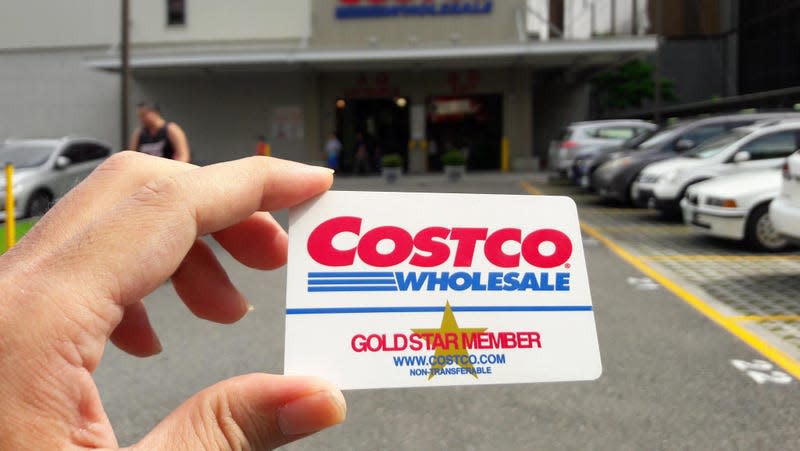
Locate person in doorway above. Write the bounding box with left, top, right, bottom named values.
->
left=255, top=135, right=271, bottom=157
left=353, top=132, right=370, bottom=175
left=323, top=133, right=342, bottom=170
left=130, top=101, right=191, bottom=163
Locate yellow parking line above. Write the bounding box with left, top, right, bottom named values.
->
left=733, top=315, right=800, bottom=322
left=519, top=181, right=800, bottom=380
left=520, top=181, right=542, bottom=195
left=593, top=225, right=692, bottom=233
left=642, top=255, right=800, bottom=261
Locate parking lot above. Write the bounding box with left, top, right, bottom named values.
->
left=89, top=171, right=800, bottom=449
left=531, top=175, right=800, bottom=368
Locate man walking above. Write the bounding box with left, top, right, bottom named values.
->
left=323, top=132, right=342, bottom=170
left=130, top=101, right=191, bottom=162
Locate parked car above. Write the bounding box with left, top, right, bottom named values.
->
left=0, top=137, right=112, bottom=220
left=592, top=112, right=800, bottom=204
left=548, top=120, right=655, bottom=176
left=570, top=128, right=659, bottom=189
left=680, top=170, right=790, bottom=251
left=769, top=150, right=800, bottom=245
left=632, top=119, right=800, bottom=215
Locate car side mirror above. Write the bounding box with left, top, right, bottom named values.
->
left=733, top=151, right=751, bottom=163
left=55, top=156, right=71, bottom=169
left=675, top=139, right=695, bottom=152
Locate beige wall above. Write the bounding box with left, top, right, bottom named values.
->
left=0, top=0, right=310, bottom=51
left=310, top=0, right=526, bottom=48
left=131, top=0, right=310, bottom=45
left=0, top=0, right=118, bottom=50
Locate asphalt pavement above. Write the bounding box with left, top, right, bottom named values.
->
left=93, top=172, right=799, bottom=450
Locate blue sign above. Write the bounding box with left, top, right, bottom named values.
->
left=336, top=0, right=493, bottom=20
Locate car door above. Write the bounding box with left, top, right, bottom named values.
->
left=50, top=143, right=96, bottom=198
left=725, top=130, right=799, bottom=175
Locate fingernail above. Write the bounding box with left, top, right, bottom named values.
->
left=277, top=389, right=347, bottom=436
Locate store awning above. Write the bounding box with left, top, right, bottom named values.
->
left=86, top=37, right=657, bottom=73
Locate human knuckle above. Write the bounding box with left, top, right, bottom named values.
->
left=97, top=150, right=141, bottom=174
left=192, top=392, right=253, bottom=451
left=132, top=175, right=184, bottom=210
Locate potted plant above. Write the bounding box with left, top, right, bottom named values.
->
left=380, top=153, right=403, bottom=183
left=441, top=150, right=466, bottom=182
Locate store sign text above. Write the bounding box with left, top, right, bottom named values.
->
left=336, top=0, right=493, bottom=20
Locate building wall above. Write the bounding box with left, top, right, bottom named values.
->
left=310, top=0, right=526, bottom=48
left=0, top=49, right=119, bottom=146
left=132, top=73, right=311, bottom=165
left=131, top=0, right=310, bottom=45
left=0, top=0, right=118, bottom=50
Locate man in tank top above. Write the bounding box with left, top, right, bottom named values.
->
left=130, top=101, right=191, bottom=163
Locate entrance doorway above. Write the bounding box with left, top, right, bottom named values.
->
left=335, top=97, right=410, bottom=174
left=426, top=94, right=503, bottom=171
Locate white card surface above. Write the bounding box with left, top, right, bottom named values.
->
left=284, top=191, right=601, bottom=390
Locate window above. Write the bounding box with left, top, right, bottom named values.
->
left=167, top=0, right=185, bottom=26
left=678, top=124, right=727, bottom=149
left=738, top=131, right=799, bottom=160
left=60, top=144, right=110, bottom=164
left=593, top=127, right=636, bottom=140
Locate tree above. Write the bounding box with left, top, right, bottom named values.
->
left=592, top=59, right=677, bottom=111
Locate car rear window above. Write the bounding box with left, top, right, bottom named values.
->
left=0, top=143, right=54, bottom=168
left=588, top=127, right=637, bottom=140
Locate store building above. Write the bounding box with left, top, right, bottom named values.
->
left=2, top=0, right=656, bottom=171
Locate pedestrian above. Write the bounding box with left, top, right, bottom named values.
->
left=130, top=101, right=191, bottom=162
left=0, top=152, right=345, bottom=449
left=323, top=132, right=342, bottom=170
left=353, top=132, right=369, bottom=175
left=255, top=134, right=271, bottom=157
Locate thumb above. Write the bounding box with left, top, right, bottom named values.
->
left=134, top=374, right=346, bottom=450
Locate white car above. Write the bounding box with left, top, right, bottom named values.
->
left=0, top=137, right=112, bottom=220
left=680, top=170, right=790, bottom=251
left=633, top=120, right=800, bottom=215
left=769, top=150, right=800, bottom=244
left=548, top=120, right=655, bottom=175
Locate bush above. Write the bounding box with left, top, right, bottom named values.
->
left=381, top=153, right=403, bottom=168
left=441, top=150, right=465, bottom=166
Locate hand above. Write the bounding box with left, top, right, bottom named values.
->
left=0, top=152, right=346, bottom=450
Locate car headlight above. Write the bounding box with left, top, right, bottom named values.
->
left=660, top=170, right=679, bottom=183
left=706, top=197, right=737, bottom=208
left=610, top=157, right=632, bottom=169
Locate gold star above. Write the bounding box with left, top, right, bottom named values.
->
left=412, top=301, right=487, bottom=380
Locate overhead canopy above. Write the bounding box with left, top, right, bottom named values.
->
left=86, top=37, right=657, bottom=74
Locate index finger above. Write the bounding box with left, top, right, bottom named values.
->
left=37, top=157, right=332, bottom=365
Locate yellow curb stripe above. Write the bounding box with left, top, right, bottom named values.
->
left=733, top=315, right=800, bottom=322
left=520, top=181, right=542, bottom=195
left=519, top=181, right=800, bottom=381
left=642, top=255, right=800, bottom=261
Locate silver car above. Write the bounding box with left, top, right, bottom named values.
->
left=548, top=119, right=656, bottom=175
left=0, top=137, right=112, bottom=220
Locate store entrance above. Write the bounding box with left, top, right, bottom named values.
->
left=336, top=97, right=410, bottom=174
left=426, top=94, right=503, bottom=171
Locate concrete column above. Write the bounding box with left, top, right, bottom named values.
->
left=304, top=72, right=323, bottom=165
left=503, top=67, right=534, bottom=170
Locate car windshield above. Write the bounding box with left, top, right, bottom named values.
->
left=636, top=122, right=683, bottom=148
left=624, top=128, right=658, bottom=149
left=684, top=130, right=749, bottom=159
left=0, top=143, right=54, bottom=168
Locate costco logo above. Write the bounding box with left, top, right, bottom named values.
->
left=304, top=216, right=574, bottom=293
left=336, top=0, right=494, bottom=19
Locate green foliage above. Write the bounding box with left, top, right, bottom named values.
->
left=441, top=150, right=466, bottom=166
left=592, top=59, right=678, bottom=110
left=0, top=218, right=36, bottom=254
left=380, top=153, right=403, bottom=168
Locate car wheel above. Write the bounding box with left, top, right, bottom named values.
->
left=745, top=204, right=789, bottom=252
left=26, top=190, right=53, bottom=218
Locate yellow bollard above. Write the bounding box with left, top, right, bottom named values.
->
left=501, top=137, right=510, bottom=172
left=5, top=163, right=15, bottom=249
